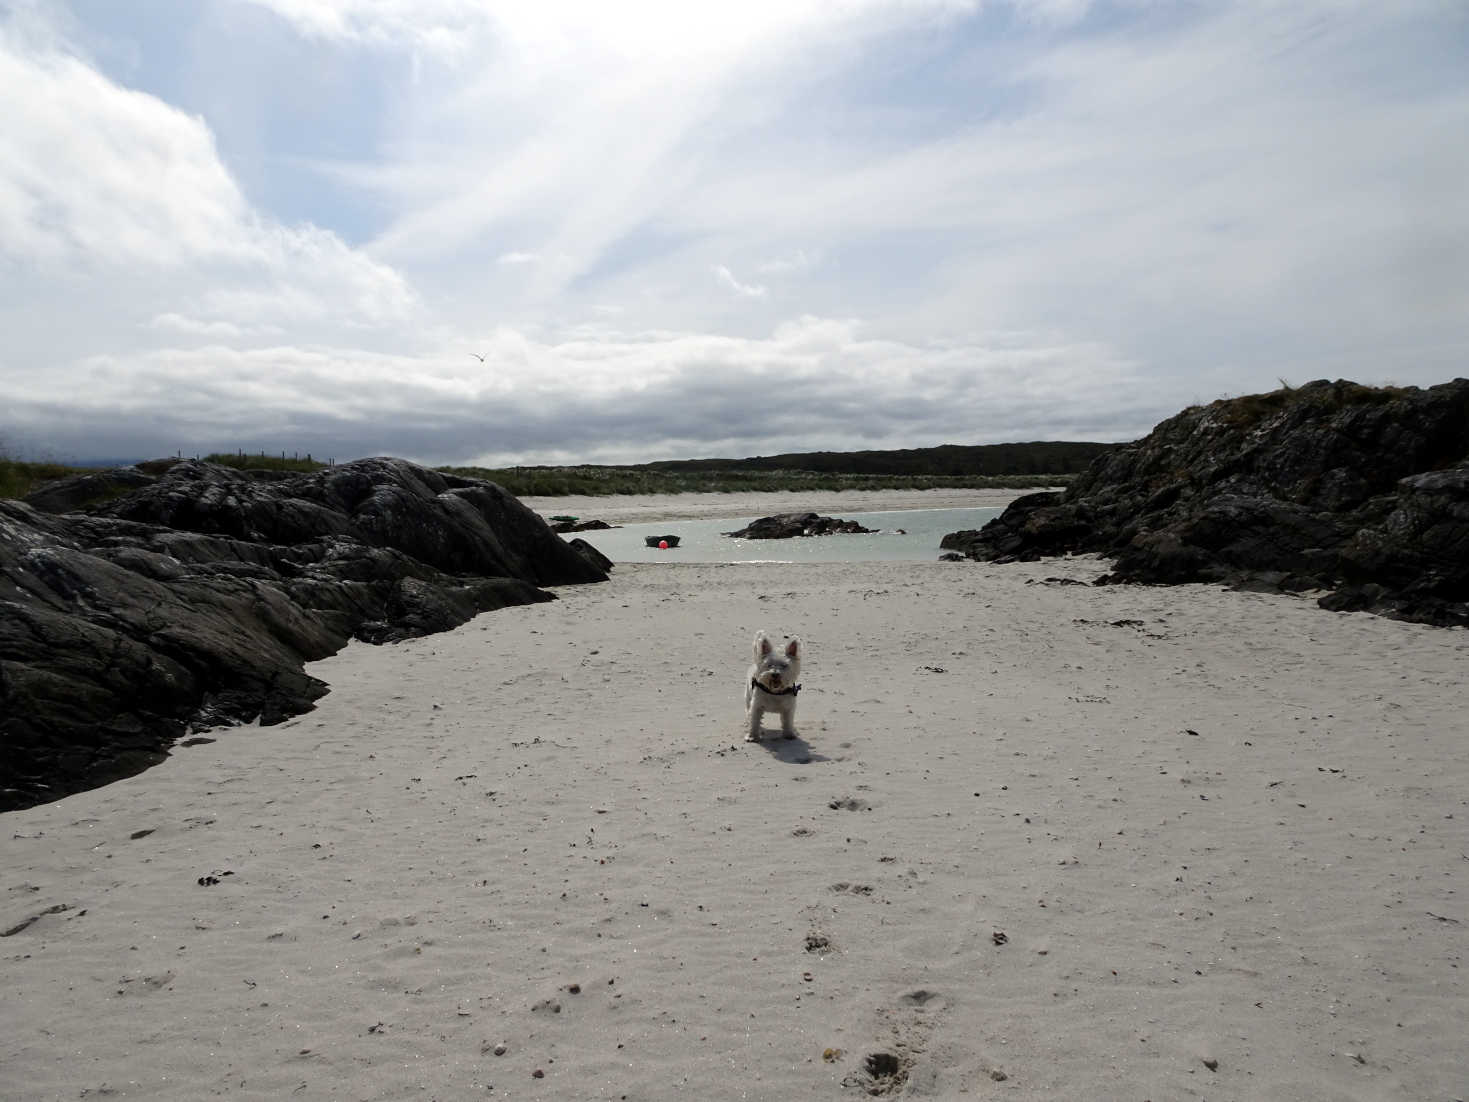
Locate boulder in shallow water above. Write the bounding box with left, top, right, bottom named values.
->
left=726, top=512, right=875, bottom=539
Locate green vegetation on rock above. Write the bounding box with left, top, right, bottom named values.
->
left=203, top=451, right=331, bottom=472
left=0, top=457, right=83, bottom=500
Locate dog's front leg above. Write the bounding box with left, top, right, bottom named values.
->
left=746, top=699, right=764, bottom=742
left=779, top=700, right=797, bottom=740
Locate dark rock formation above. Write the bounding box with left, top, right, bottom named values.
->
left=726, top=512, right=875, bottom=539
left=1, top=457, right=607, bottom=812
left=943, top=379, right=1469, bottom=626
left=18, top=466, right=159, bottom=513
left=567, top=537, right=614, bottom=573
left=550, top=518, right=615, bottom=533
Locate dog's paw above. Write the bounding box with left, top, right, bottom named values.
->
left=745, top=732, right=762, bottom=743
left=782, top=730, right=798, bottom=740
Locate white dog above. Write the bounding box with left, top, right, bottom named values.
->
left=745, top=631, right=802, bottom=741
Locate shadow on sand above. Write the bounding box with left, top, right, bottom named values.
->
left=750, top=733, right=828, bottom=764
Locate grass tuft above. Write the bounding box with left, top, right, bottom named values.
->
left=204, top=452, right=330, bottom=473
left=0, top=458, right=85, bottom=500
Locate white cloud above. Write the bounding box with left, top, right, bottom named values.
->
left=244, top=1, right=982, bottom=60
left=758, top=249, right=816, bottom=274
left=5, top=316, right=1152, bottom=465
left=0, top=13, right=418, bottom=364
left=317, top=0, right=986, bottom=295
left=146, top=313, right=277, bottom=340
left=2, top=0, right=1466, bottom=468
left=0, top=38, right=246, bottom=268
left=234, top=0, right=488, bottom=53
left=713, top=265, right=768, bottom=300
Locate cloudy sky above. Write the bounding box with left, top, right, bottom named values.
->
left=2, top=1, right=1465, bottom=467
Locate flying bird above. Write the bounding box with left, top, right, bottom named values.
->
left=469, top=352, right=487, bottom=362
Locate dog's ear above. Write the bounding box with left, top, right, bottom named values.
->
left=785, top=638, right=800, bottom=659
left=755, top=631, right=772, bottom=657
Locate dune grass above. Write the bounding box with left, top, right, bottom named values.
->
left=0, top=458, right=85, bottom=501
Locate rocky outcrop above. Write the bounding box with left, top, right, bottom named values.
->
left=726, top=512, right=875, bottom=539
left=566, top=537, right=614, bottom=573
left=550, top=518, right=615, bottom=533
left=1, top=457, right=607, bottom=812
left=943, top=379, right=1469, bottom=626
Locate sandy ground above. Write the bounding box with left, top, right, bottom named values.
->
left=3, top=553, right=1468, bottom=1101
left=518, top=488, right=1042, bottom=525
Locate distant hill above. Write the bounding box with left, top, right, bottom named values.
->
left=436, top=440, right=1122, bottom=496
left=641, top=441, right=1118, bottom=477
left=5, top=441, right=1121, bottom=503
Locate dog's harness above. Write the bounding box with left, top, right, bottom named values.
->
left=751, top=679, right=800, bottom=697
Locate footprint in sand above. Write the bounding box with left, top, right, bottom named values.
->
left=840, top=989, right=948, bottom=1097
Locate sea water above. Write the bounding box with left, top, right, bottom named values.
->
left=568, top=506, right=1003, bottom=564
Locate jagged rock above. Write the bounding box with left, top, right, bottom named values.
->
left=726, top=512, right=875, bottom=539
left=566, top=537, right=614, bottom=573
left=1323, top=465, right=1469, bottom=623
left=1, top=457, right=606, bottom=811
left=550, top=518, right=614, bottom=532
left=943, top=379, right=1469, bottom=626
left=19, top=466, right=159, bottom=513
left=940, top=492, right=1080, bottom=562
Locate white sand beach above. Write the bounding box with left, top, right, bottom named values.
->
left=4, top=534, right=1468, bottom=1099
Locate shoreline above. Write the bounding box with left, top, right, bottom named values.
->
left=517, top=486, right=1043, bottom=525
